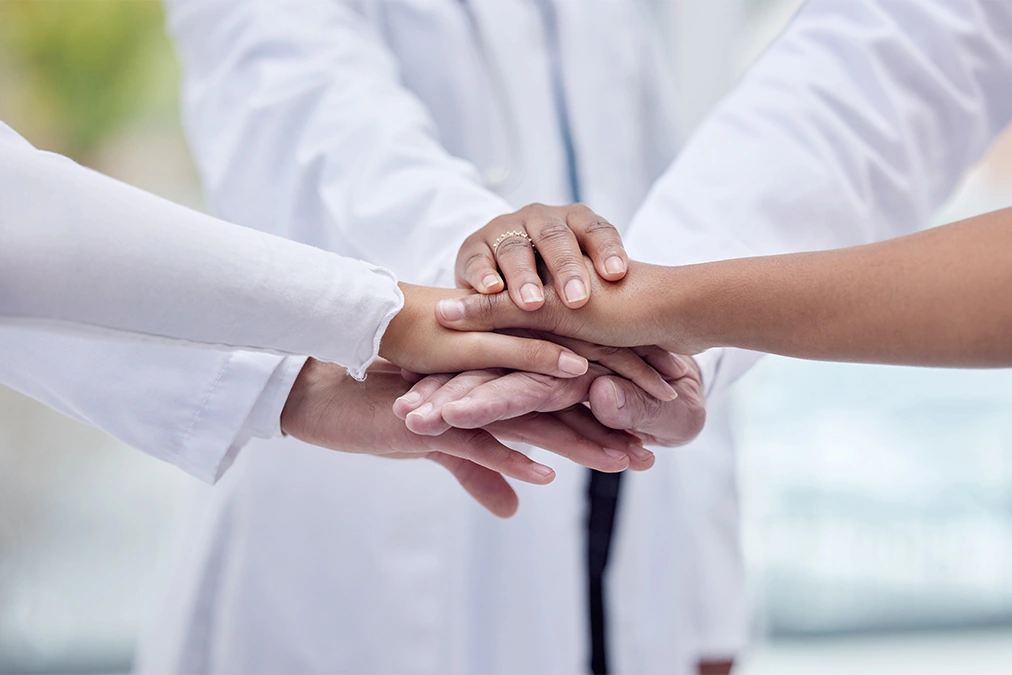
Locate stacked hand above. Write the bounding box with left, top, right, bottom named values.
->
left=287, top=204, right=708, bottom=517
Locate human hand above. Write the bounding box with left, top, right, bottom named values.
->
left=394, top=353, right=705, bottom=452
left=379, top=282, right=591, bottom=378
left=436, top=259, right=696, bottom=354
left=455, top=203, right=629, bottom=310
left=280, top=358, right=660, bottom=517
left=394, top=366, right=655, bottom=472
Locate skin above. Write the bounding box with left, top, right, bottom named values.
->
left=280, top=359, right=649, bottom=517
left=394, top=353, right=706, bottom=449
left=383, top=282, right=677, bottom=397
left=379, top=282, right=590, bottom=378
left=456, top=203, right=630, bottom=309
left=435, top=208, right=1012, bottom=368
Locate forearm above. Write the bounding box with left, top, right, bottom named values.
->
left=668, top=210, right=1012, bottom=367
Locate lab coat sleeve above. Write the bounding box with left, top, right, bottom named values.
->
left=165, top=0, right=513, bottom=285
left=626, top=0, right=1012, bottom=399
left=0, top=323, right=302, bottom=484
left=0, top=122, right=403, bottom=375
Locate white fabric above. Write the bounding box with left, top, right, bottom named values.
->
left=627, top=0, right=1012, bottom=399
left=0, top=121, right=404, bottom=482
left=0, top=122, right=403, bottom=374
left=142, top=1, right=741, bottom=673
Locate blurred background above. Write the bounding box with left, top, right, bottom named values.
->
left=1, top=1, right=1010, bottom=673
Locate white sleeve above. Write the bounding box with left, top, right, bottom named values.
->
left=626, top=0, right=1012, bottom=398
left=0, top=122, right=402, bottom=378
left=166, top=0, right=512, bottom=285
left=0, top=324, right=302, bottom=484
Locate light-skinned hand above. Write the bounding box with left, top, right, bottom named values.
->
left=379, top=282, right=591, bottom=378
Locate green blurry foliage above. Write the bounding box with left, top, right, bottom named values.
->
left=0, top=0, right=179, bottom=159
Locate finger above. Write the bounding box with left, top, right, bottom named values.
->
left=567, top=204, right=628, bottom=281
left=551, top=406, right=654, bottom=471
left=488, top=411, right=630, bottom=473
left=433, top=427, right=556, bottom=485
left=400, top=369, right=426, bottom=384
left=548, top=336, right=677, bottom=401
left=590, top=374, right=706, bottom=448
left=426, top=453, right=518, bottom=518
left=492, top=227, right=545, bottom=310
left=456, top=237, right=505, bottom=294
left=450, top=331, right=589, bottom=378
left=404, top=370, right=502, bottom=436
left=525, top=207, right=592, bottom=308
left=440, top=371, right=589, bottom=429
left=586, top=378, right=661, bottom=468
left=588, top=375, right=664, bottom=432
left=392, top=373, right=452, bottom=419
left=633, top=347, right=690, bottom=381
left=436, top=290, right=556, bottom=333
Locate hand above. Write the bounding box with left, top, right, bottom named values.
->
left=280, top=359, right=656, bottom=517
left=379, top=282, right=591, bottom=378
left=394, top=354, right=705, bottom=451
left=436, top=259, right=696, bottom=354
left=393, top=366, right=656, bottom=472
left=456, top=203, right=629, bottom=310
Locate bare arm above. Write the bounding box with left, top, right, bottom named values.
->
left=436, top=208, right=1012, bottom=368
left=666, top=209, right=1012, bottom=367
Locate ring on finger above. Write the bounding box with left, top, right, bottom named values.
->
left=492, top=230, right=536, bottom=256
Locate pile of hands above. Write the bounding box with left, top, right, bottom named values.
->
left=281, top=204, right=706, bottom=517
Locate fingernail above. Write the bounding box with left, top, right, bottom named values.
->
left=482, top=274, right=502, bottom=292
left=670, top=353, right=687, bottom=370
left=520, top=283, right=544, bottom=305
left=532, top=464, right=555, bottom=479
left=407, top=402, right=434, bottom=419
left=437, top=298, right=465, bottom=322
left=661, top=381, right=679, bottom=401
left=604, top=256, right=626, bottom=275
left=604, top=448, right=628, bottom=461
left=396, top=392, right=422, bottom=406
left=629, top=445, right=655, bottom=462
left=609, top=380, right=626, bottom=409
left=558, top=351, right=589, bottom=375
left=564, top=278, right=588, bottom=304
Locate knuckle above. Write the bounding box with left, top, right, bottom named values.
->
left=476, top=293, right=499, bottom=325
left=487, top=214, right=511, bottom=232
left=534, top=219, right=574, bottom=245
left=522, top=339, right=553, bottom=367
left=495, top=235, right=535, bottom=261
left=583, top=219, right=620, bottom=240
left=596, top=345, right=623, bottom=359
left=462, top=251, right=492, bottom=276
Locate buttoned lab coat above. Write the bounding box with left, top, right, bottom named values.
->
left=143, top=1, right=744, bottom=674
left=146, top=0, right=1012, bottom=673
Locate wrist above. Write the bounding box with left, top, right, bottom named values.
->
left=280, top=358, right=348, bottom=440
left=377, top=282, right=412, bottom=364
left=621, top=262, right=698, bottom=351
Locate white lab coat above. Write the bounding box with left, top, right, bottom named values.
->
left=142, top=1, right=745, bottom=673
left=0, top=121, right=401, bottom=480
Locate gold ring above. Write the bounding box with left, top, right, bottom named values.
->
left=492, top=230, right=535, bottom=255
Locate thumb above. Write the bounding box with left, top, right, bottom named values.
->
left=436, top=290, right=547, bottom=332
left=587, top=375, right=664, bottom=432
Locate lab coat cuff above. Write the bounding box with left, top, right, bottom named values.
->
left=171, top=351, right=287, bottom=484
left=244, top=355, right=307, bottom=440
left=346, top=265, right=404, bottom=381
